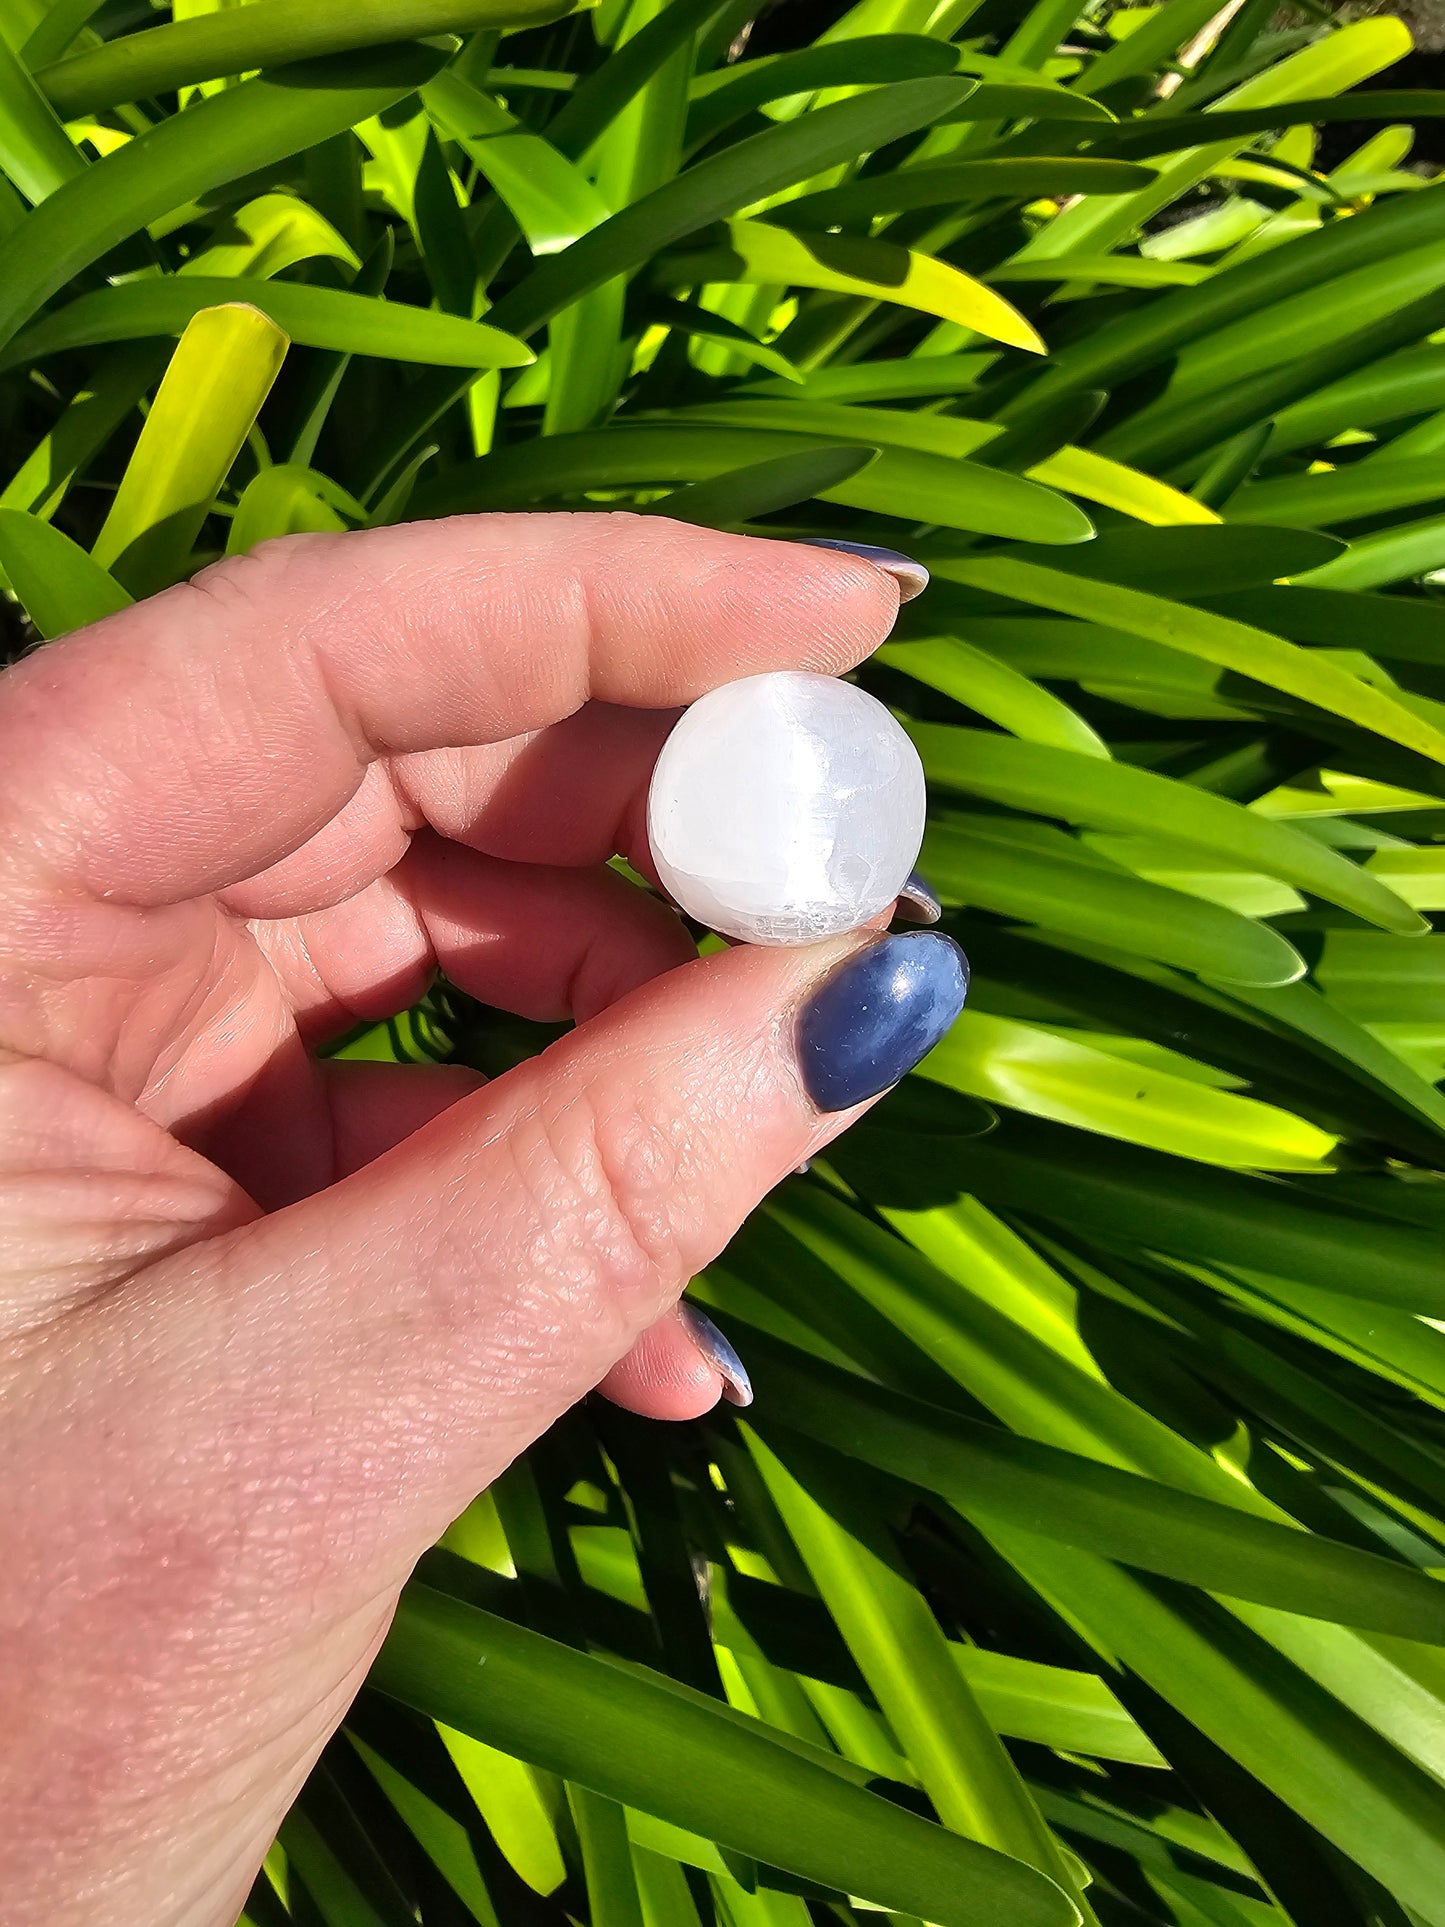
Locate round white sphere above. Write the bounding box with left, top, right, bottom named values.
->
left=647, top=670, right=927, bottom=946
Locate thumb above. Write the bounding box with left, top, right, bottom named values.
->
left=141, top=929, right=967, bottom=1577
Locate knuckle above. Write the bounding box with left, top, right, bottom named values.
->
left=184, top=532, right=351, bottom=619
left=520, top=1085, right=694, bottom=1312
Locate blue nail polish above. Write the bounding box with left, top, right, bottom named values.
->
left=679, top=1304, right=753, bottom=1407
left=798, top=932, right=968, bottom=1112
left=895, top=869, right=942, bottom=925
left=801, top=538, right=930, bottom=603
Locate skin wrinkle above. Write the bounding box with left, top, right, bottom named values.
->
left=222, top=761, right=412, bottom=921
left=137, top=918, right=273, bottom=1102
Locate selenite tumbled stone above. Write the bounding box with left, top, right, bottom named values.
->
left=646, top=670, right=927, bottom=946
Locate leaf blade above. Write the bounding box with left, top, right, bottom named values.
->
left=372, top=1587, right=1081, bottom=1927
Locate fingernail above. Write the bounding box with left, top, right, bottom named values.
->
left=797, top=932, right=968, bottom=1112
left=801, top=538, right=930, bottom=603
left=679, top=1304, right=753, bottom=1407
left=895, top=869, right=942, bottom=925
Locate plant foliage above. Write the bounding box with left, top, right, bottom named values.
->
left=4, top=0, right=1445, bottom=1920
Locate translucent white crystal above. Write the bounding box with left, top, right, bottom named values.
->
left=647, top=671, right=927, bottom=946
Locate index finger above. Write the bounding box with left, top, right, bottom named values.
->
left=0, top=513, right=902, bottom=909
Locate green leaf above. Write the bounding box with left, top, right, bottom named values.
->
left=1314, top=931, right=1445, bottom=1024
left=994, top=1536, right=1445, bottom=1927
left=289, top=227, right=395, bottom=469
left=18, top=0, right=107, bottom=70
left=0, top=24, right=84, bottom=203
left=999, top=178, right=1445, bottom=431
left=997, top=522, right=1343, bottom=594
left=1072, top=0, right=1238, bottom=98
left=35, top=0, right=569, bottom=121
left=919, top=1009, right=1339, bottom=1169
left=0, top=274, right=533, bottom=372
left=953, top=1649, right=1165, bottom=1766
left=778, top=156, right=1156, bottom=227
left=989, top=255, right=1213, bottom=288
left=544, top=0, right=728, bottom=162
left=178, top=190, right=361, bottom=279
left=1160, top=236, right=1445, bottom=409
left=933, top=551, right=1445, bottom=775
left=0, top=505, right=131, bottom=637
left=955, top=1111, right=1445, bottom=1316
left=686, top=35, right=963, bottom=147
left=93, top=301, right=288, bottom=595
left=883, top=637, right=1109, bottom=757
left=745, top=1428, right=1088, bottom=1904
left=1228, top=458, right=1445, bottom=530
left=1083, top=92, right=1445, bottom=160
left=371, top=1587, right=1081, bottom=1927
left=655, top=394, right=998, bottom=460
left=1025, top=446, right=1221, bottom=527
left=645, top=444, right=878, bottom=525
left=645, top=298, right=804, bottom=383
left=0, top=340, right=163, bottom=520
left=0, top=43, right=448, bottom=354
left=415, top=423, right=1093, bottom=542
left=486, top=77, right=976, bottom=338
left=281, top=1762, right=419, bottom=1927
left=949, top=79, right=1119, bottom=123
left=740, top=1327, right=1445, bottom=1644
left=228, top=463, right=364, bottom=551
left=1290, top=511, right=1445, bottom=593
left=1202, top=581, right=1445, bottom=664
left=924, top=813, right=1308, bottom=986
left=655, top=398, right=1092, bottom=533
left=1267, top=345, right=1445, bottom=457
left=1099, top=283, right=1445, bottom=473
left=1013, top=18, right=1412, bottom=267
left=570, top=1785, right=645, bottom=1927
left=424, top=69, right=609, bottom=255
left=349, top=1733, right=504, bottom=1927
left=910, top=721, right=1424, bottom=933
left=736, top=353, right=993, bottom=402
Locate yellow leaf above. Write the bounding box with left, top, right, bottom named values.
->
left=93, top=301, right=287, bottom=595
left=1029, top=445, right=1221, bottom=526
left=721, top=218, right=1045, bottom=353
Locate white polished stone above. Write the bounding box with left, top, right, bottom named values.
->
left=647, top=671, right=926, bottom=945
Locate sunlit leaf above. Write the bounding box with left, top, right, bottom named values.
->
left=0, top=44, right=448, bottom=353
left=661, top=218, right=1045, bottom=352
left=93, top=301, right=288, bottom=594
left=373, top=1587, right=1081, bottom=1927
left=487, top=77, right=976, bottom=337
left=35, top=0, right=570, bottom=120
left=0, top=505, right=130, bottom=636
left=0, top=275, right=533, bottom=371
left=933, top=551, right=1445, bottom=775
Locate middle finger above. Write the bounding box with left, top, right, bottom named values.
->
left=222, top=702, right=678, bottom=922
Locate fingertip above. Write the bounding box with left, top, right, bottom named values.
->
left=640, top=516, right=904, bottom=673
left=797, top=537, right=928, bottom=604
left=595, top=1306, right=729, bottom=1420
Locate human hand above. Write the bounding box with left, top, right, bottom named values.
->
left=0, top=514, right=966, bottom=1924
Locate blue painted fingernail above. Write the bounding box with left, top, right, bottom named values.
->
left=801, top=538, right=930, bottom=603
left=679, top=1304, right=753, bottom=1407
left=798, top=932, right=968, bottom=1112
left=895, top=869, right=942, bottom=925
